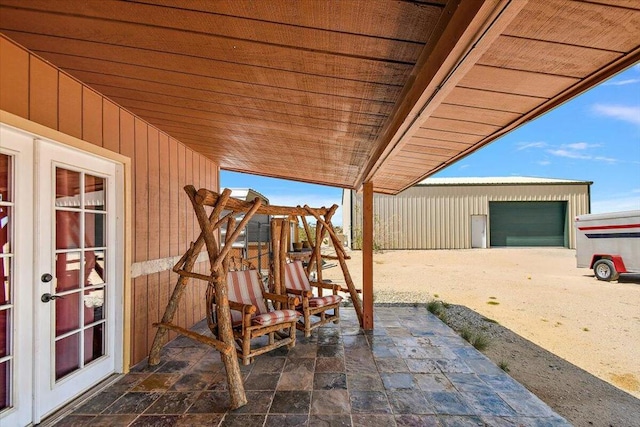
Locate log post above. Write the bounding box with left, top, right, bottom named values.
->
left=304, top=206, right=364, bottom=327
left=188, top=188, right=248, bottom=409
left=362, top=181, right=374, bottom=330
left=305, top=205, right=337, bottom=275
left=315, top=221, right=323, bottom=295
left=270, top=218, right=281, bottom=294
left=148, top=187, right=231, bottom=366
left=278, top=218, right=288, bottom=298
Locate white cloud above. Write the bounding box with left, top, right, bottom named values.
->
left=458, top=164, right=470, bottom=170
left=546, top=142, right=621, bottom=163
left=517, top=141, right=547, bottom=150
left=537, top=160, right=551, bottom=166
left=593, top=156, right=617, bottom=164
left=565, top=142, right=599, bottom=150
left=603, top=78, right=640, bottom=86
left=547, top=149, right=591, bottom=160
left=592, top=104, right=640, bottom=126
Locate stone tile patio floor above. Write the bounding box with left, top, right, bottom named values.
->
left=53, top=307, right=570, bottom=426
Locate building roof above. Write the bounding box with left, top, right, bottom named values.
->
left=417, top=177, right=593, bottom=186
left=229, top=188, right=269, bottom=204
left=1, top=1, right=637, bottom=194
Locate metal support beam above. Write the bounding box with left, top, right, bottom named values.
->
left=362, top=181, right=374, bottom=330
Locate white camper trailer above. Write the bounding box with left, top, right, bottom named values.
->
left=575, top=210, right=640, bottom=281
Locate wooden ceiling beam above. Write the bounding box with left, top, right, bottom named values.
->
left=358, top=0, right=528, bottom=191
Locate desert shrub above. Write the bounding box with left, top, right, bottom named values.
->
left=471, top=332, right=491, bottom=351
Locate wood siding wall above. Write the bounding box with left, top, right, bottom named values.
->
left=351, top=184, right=590, bottom=250
left=0, top=36, right=218, bottom=366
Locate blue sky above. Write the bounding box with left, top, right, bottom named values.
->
left=222, top=63, right=640, bottom=225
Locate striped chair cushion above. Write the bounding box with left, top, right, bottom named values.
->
left=252, top=309, right=300, bottom=326
left=227, top=270, right=269, bottom=324
left=309, top=294, right=342, bottom=308
left=284, top=260, right=311, bottom=292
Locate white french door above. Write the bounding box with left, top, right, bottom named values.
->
left=0, top=124, right=124, bottom=425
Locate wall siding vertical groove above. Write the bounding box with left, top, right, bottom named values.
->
left=0, top=36, right=219, bottom=366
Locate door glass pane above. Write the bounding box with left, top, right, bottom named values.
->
left=55, top=292, right=80, bottom=336
left=0, top=309, right=9, bottom=358
left=1, top=206, right=10, bottom=255
left=56, top=252, right=81, bottom=292
left=85, top=213, right=105, bottom=248
left=52, top=167, right=110, bottom=382
left=0, top=154, right=11, bottom=202
left=84, top=174, right=105, bottom=211
left=55, top=333, right=80, bottom=380
left=56, top=168, right=81, bottom=202
left=84, top=288, right=105, bottom=325
left=0, top=258, right=9, bottom=305
left=84, top=324, right=104, bottom=364
left=0, top=154, right=11, bottom=412
left=85, top=251, right=105, bottom=286
left=0, top=360, right=9, bottom=410
left=56, top=211, right=81, bottom=250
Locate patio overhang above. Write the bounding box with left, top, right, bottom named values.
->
left=1, top=0, right=637, bottom=194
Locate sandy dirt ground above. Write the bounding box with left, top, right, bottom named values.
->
left=323, top=247, right=640, bottom=399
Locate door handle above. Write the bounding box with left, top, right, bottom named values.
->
left=41, top=293, right=64, bottom=303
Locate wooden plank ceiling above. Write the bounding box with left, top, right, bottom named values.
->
left=0, top=0, right=638, bottom=194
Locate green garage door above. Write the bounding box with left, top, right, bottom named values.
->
left=489, top=201, right=567, bottom=247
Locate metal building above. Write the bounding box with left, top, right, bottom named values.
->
left=344, top=177, right=591, bottom=250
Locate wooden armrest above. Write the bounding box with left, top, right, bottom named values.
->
left=264, top=292, right=300, bottom=307
left=310, top=281, right=340, bottom=292
left=339, top=286, right=362, bottom=294
left=285, top=287, right=313, bottom=298
left=228, top=300, right=257, bottom=315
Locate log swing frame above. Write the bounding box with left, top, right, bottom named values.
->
left=148, top=186, right=363, bottom=409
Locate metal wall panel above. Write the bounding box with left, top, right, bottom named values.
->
left=351, top=183, right=590, bottom=249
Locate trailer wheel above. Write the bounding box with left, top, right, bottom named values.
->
left=593, top=259, right=619, bottom=281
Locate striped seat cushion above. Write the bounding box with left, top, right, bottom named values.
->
left=284, top=260, right=312, bottom=292
left=309, top=294, right=342, bottom=308
left=227, top=270, right=269, bottom=324
left=252, top=309, right=300, bottom=326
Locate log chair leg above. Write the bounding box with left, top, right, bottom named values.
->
left=242, top=334, right=251, bottom=366
left=287, top=323, right=296, bottom=349
left=304, top=307, right=311, bottom=338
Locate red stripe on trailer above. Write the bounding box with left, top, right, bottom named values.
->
left=578, top=223, right=640, bottom=231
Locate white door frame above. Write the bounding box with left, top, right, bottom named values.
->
left=471, top=215, right=487, bottom=249
left=0, top=125, right=35, bottom=427
left=34, top=138, right=124, bottom=421
left=0, top=120, right=127, bottom=425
